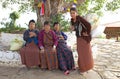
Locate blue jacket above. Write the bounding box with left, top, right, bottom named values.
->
left=23, top=29, right=39, bottom=45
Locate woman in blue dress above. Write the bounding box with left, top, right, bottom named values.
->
left=53, top=22, right=75, bottom=75
left=20, top=20, right=40, bottom=68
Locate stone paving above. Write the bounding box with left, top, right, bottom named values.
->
left=91, top=38, right=120, bottom=79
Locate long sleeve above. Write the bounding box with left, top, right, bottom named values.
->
left=51, top=31, right=58, bottom=46
left=23, top=30, right=30, bottom=42
left=78, top=16, right=92, bottom=43
left=61, top=32, right=67, bottom=40
left=78, top=16, right=91, bottom=35
left=35, top=30, right=39, bottom=37
left=23, top=29, right=39, bottom=45
left=38, top=31, right=44, bottom=48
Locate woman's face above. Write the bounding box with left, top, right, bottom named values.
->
left=54, top=24, right=60, bottom=31
left=29, top=22, right=35, bottom=30
left=44, top=24, right=50, bottom=31
left=70, top=10, right=77, bottom=19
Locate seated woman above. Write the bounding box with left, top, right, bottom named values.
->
left=53, top=22, right=75, bottom=75
left=38, top=21, right=58, bottom=70
left=20, top=19, right=40, bottom=68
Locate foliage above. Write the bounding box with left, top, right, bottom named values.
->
left=78, top=0, right=105, bottom=16
left=10, top=11, right=19, bottom=21
left=77, top=0, right=120, bottom=16
left=9, top=11, right=20, bottom=28
left=105, top=0, right=120, bottom=11
left=35, top=13, right=70, bottom=31
left=0, top=25, right=26, bottom=33
left=0, top=0, right=35, bottom=13
left=50, top=14, right=70, bottom=32
left=0, top=11, right=26, bottom=33
left=36, top=21, right=41, bottom=29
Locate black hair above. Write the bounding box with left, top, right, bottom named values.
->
left=70, top=7, right=77, bottom=12
left=29, top=19, right=35, bottom=25
left=53, top=22, right=59, bottom=27
left=44, top=21, right=50, bottom=26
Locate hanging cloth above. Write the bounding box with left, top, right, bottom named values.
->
left=40, top=2, right=45, bottom=16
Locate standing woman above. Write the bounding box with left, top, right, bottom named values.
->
left=53, top=22, right=75, bottom=75
left=70, top=7, right=94, bottom=74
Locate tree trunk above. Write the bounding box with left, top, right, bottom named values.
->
left=34, top=0, right=62, bottom=29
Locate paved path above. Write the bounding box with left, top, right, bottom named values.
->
left=0, top=66, right=101, bottom=79
left=92, top=38, right=120, bottom=79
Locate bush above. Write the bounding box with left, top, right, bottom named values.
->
left=0, top=26, right=26, bottom=34
left=0, top=11, right=26, bottom=34
left=50, top=13, right=70, bottom=32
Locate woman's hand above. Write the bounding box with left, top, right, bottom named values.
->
left=82, top=32, right=88, bottom=36
left=52, top=46, right=56, bottom=52
left=70, top=26, right=75, bottom=31
left=29, top=32, right=36, bottom=37
left=59, top=35, right=64, bottom=39
left=40, top=48, right=45, bottom=53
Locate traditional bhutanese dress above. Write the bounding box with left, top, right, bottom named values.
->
left=38, top=30, right=58, bottom=70
left=20, top=29, right=40, bottom=67
left=71, top=15, right=94, bottom=72
left=54, top=31, right=75, bottom=72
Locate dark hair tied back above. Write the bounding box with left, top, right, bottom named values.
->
left=70, top=7, right=77, bottom=12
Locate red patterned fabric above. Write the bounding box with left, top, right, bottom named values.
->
left=77, top=38, right=94, bottom=72
left=39, top=32, right=58, bottom=70
left=20, top=42, right=40, bottom=67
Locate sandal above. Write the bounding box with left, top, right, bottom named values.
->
left=64, top=70, right=70, bottom=75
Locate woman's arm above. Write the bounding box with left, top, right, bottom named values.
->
left=52, top=31, right=58, bottom=47
left=61, top=32, right=67, bottom=40
left=38, top=31, right=44, bottom=49
left=23, top=30, right=30, bottom=42
left=35, top=29, right=39, bottom=37
left=78, top=16, right=91, bottom=35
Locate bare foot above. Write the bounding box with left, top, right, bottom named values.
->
left=72, top=67, right=76, bottom=70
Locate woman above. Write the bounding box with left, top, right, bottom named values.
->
left=70, top=7, right=94, bottom=74
left=38, top=21, right=58, bottom=70
left=53, top=22, right=75, bottom=75
left=20, top=19, right=40, bottom=68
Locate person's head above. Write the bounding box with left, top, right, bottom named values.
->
left=44, top=21, right=50, bottom=31
left=70, top=7, right=77, bottom=19
left=29, top=19, right=36, bottom=30
left=53, top=22, right=60, bottom=31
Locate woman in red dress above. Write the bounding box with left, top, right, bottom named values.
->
left=38, top=21, right=58, bottom=70
left=70, top=7, right=94, bottom=74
